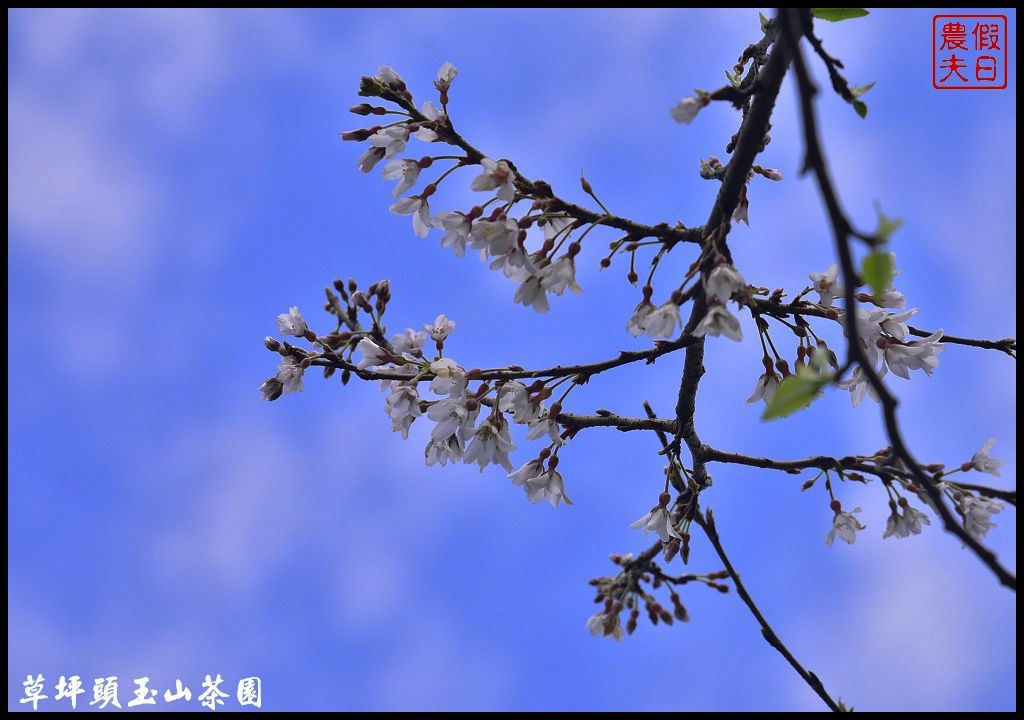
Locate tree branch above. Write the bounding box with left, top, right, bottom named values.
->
left=781, top=7, right=1015, bottom=591
left=693, top=508, right=843, bottom=712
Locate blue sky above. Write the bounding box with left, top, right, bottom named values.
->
left=8, top=8, right=1016, bottom=712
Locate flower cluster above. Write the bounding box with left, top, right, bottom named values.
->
left=344, top=63, right=592, bottom=316
left=258, top=278, right=576, bottom=507
left=260, top=45, right=1014, bottom=660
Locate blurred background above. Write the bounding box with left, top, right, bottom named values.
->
left=8, top=8, right=1016, bottom=711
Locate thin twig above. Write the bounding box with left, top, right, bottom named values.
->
left=693, top=508, right=842, bottom=712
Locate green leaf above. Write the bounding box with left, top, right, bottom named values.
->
left=812, top=8, right=869, bottom=22
left=874, top=206, right=903, bottom=243
left=861, top=250, right=894, bottom=299
left=759, top=12, right=770, bottom=32
left=853, top=99, right=868, bottom=118
left=762, top=371, right=828, bottom=420
left=850, top=81, right=875, bottom=97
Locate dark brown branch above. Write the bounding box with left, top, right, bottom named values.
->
left=557, top=410, right=674, bottom=433
left=948, top=481, right=1017, bottom=506
left=693, top=508, right=842, bottom=712
left=385, top=92, right=703, bottom=247
left=782, top=7, right=1015, bottom=591
left=309, top=332, right=696, bottom=382
left=704, top=446, right=886, bottom=478
left=749, top=298, right=1017, bottom=357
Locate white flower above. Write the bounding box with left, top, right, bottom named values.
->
left=384, top=382, right=420, bottom=439
left=436, top=61, right=457, bottom=88
left=259, top=377, right=284, bottom=401
left=884, top=330, right=944, bottom=379
left=526, top=411, right=562, bottom=444
left=626, top=300, right=654, bottom=337
left=357, top=146, right=386, bottom=173
left=746, top=370, right=780, bottom=406
left=468, top=218, right=519, bottom=258
left=694, top=304, right=742, bottom=341
left=883, top=500, right=930, bottom=539
left=669, top=95, right=709, bottom=125
left=427, top=395, right=479, bottom=443
left=510, top=460, right=573, bottom=508
left=838, top=366, right=880, bottom=406
left=489, top=246, right=537, bottom=280
left=704, top=264, right=745, bottom=304
left=630, top=506, right=682, bottom=543
left=414, top=101, right=443, bottom=142
left=428, top=358, right=467, bottom=396
left=424, top=314, right=456, bottom=343
left=957, top=494, right=1004, bottom=541
left=809, top=264, right=843, bottom=306
left=433, top=211, right=472, bottom=257
left=969, top=438, right=1003, bottom=476
left=513, top=274, right=550, bottom=314
left=276, top=356, right=306, bottom=395
left=541, top=213, right=573, bottom=241
left=497, top=381, right=528, bottom=413
left=276, top=306, right=308, bottom=337
left=877, top=308, right=917, bottom=341
left=389, top=196, right=432, bottom=237
left=463, top=414, right=515, bottom=472
left=375, top=65, right=404, bottom=86
left=825, top=506, right=865, bottom=546
left=470, top=158, right=517, bottom=202
left=900, top=504, right=931, bottom=535
left=356, top=338, right=390, bottom=369
left=872, top=289, right=906, bottom=309
left=425, top=434, right=464, bottom=466
left=540, top=256, right=582, bottom=296
left=642, top=302, right=681, bottom=338
left=391, top=328, right=426, bottom=356
left=381, top=158, right=421, bottom=197
left=732, top=189, right=749, bottom=225
left=586, top=611, right=623, bottom=641
left=368, top=125, right=410, bottom=158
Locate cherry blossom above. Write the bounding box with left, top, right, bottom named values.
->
left=276, top=306, right=308, bottom=337
left=470, top=158, right=517, bottom=202
left=809, top=264, right=843, bottom=306
left=275, top=357, right=306, bottom=395
left=541, top=257, right=582, bottom=296
left=669, top=94, right=709, bottom=125
left=356, top=338, right=390, bottom=369
left=642, top=302, right=681, bottom=338
left=425, top=434, right=464, bottom=467
left=631, top=506, right=683, bottom=543
left=510, top=460, right=573, bottom=507
left=424, top=314, right=456, bottom=343
left=381, top=158, right=422, bottom=197
left=368, top=125, right=410, bottom=158
left=704, top=264, right=745, bottom=303
left=434, top=211, right=472, bottom=257
left=825, top=505, right=865, bottom=546
left=969, top=438, right=1003, bottom=476
left=427, top=395, right=479, bottom=444
left=389, top=196, right=432, bottom=238
left=384, top=382, right=420, bottom=438
left=513, top=275, right=550, bottom=314
left=464, top=414, right=515, bottom=471
left=694, top=304, right=742, bottom=341
left=956, top=494, right=1004, bottom=541
left=746, top=370, right=781, bottom=406
left=586, top=611, right=624, bottom=641
left=435, top=61, right=458, bottom=90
